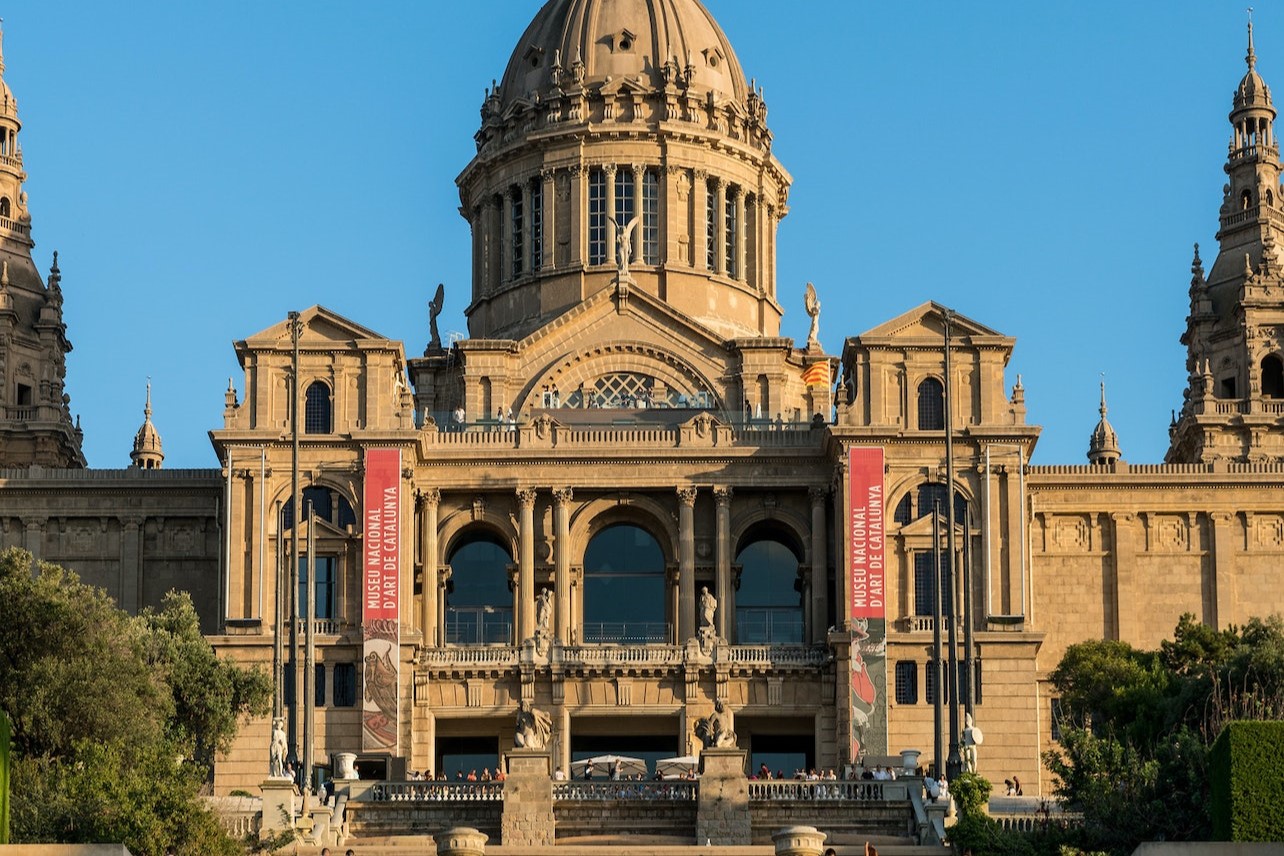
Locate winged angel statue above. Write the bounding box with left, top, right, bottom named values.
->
left=804, top=282, right=820, bottom=347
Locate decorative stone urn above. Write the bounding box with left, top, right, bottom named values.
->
left=772, top=825, right=827, bottom=856
left=334, top=752, right=358, bottom=780
left=437, top=826, right=489, bottom=856
left=900, top=748, right=922, bottom=772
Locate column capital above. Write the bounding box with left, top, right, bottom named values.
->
left=677, top=486, right=698, bottom=507
left=630, top=162, right=645, bottom=177
left=713, top=486, right=733, bottom=506
left=808, top=486, right=829, bottom=504
left=418, top=487, right=441, bottom=508
left=602, top=163, right=618, bottom=177
left=517, top=488, right=538, bottom=509
left=552, top=487, right=574, bottom=506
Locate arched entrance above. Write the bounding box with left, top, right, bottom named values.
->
left=445, top=533, right=513, bottom=645
left=582, top=523, right=668, bottom=643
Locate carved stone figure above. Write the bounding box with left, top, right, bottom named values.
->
left=804, top=281, right=820, bottom=347
left=269, top=717, right=288, bottom=778
left=695, top=700, right=737, bottom=749
left=514, top=700, right=553, bottom=751
left=961, top=712, right=984, bottom=773
left=536, top=586, right=553, bottom=637
left=699, top=586, right=717, bottom=630
left=427, top=282, right=445, bottom=350
left=607, top=214, right=640, bottom=279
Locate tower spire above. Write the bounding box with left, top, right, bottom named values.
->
left=1249, top=12, right=1257, bottom=71
left=1088, top=373, right=1122, bottom=466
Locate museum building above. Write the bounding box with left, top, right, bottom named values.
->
left=2, top=0, right=1284, bottom=812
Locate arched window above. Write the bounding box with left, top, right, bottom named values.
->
left=735, top=535, right=803, bottom=644
left=583, top=524, right=667, bottom=643
left=1263, top=354, right=1284, bottom=399
left=445, top=534, right=513, bottom=645
left=1242, top=189, right=1254, bottom=210
left=917, top=378, right=944, bottom=430
left=0, top=197, right=10, bottom=218
left=282, top=485, right=356, bottom=529
left=304, top=381, right=332, bottom=434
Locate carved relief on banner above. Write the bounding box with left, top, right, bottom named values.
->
left=1255, top=514, right=1284, bottom=548
left=1052, top=515, right=1090, bottom=550
left=1152, top=515, right=1188, bottom=551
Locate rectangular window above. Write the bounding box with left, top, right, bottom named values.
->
left=925, top=659, right=950, bottom=705
left=315, top=664, right=326, bottom=708
left=973, top=659, right=983, bottom=705
left=298, top=555, right=337, bottom=621
left=334, top=663, right=357, bottom=708
left=705, top=184, right=717, bottom=270
left=588, top=169, right=607, bottom=265
left=1051, top=697, right=1064, bottom=741
left=725, top=187, right=738, bottom=278
left=894, top=660, right=918, bottom=705
left=510, top=188, right=524, bottom=279
left=914, top=552, right=936, bottom=616
left=642, top=169, right=659, bottom=264
left=529, top=180, right=543, bottom=272
left=615, top=167, right=635, bottom=229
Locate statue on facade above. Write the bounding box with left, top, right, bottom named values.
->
left=699, top=586, right=717, bottom=630
left=607, top=214, right=640, bottom=279
left=804, top=281, right=821, bottom=347
left=695, top=700, right=737, bottom=749
left=536, top=586, right=553, bottom=638
left=514, top=700, right=553, bottom=750
left=961, top=712, right=984, bottom=773
left=269, top=717, right=288, bottom=779
left=427, top=282, right=445, bottom=351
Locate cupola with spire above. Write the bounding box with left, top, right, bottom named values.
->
left=1088, top=378, right=1121, bottom=466
left=0, top=25, right=84, bottom=468
left=130, top=381, right=164, bottom=469
left=1169, top=20, right=1284, bottom=464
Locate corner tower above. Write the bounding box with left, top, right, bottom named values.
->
left=457, top=0, right=791, bottom=342
left=0, top=27, right=84, bottom=468
left=1169, top=24, right=1284, bottom=463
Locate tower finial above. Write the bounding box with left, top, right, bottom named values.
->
left=1099, top=372, right=1109, bottom=417
left=144, top=377, right=152, bottom=420
left=0, top=17, right=6, bottom=76
left=1248, top=8, right=1257, bottom=71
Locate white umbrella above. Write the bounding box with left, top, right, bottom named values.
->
left=570, top=754, right=648, bottom=779
left=654, top=755, right=698, bottom=778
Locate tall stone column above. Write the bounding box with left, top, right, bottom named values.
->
left=632, top=164, right=645, bottom=264
left=540, top=169, right=555, bottom=271
left=517, top=488, right=537, bottom=641
left=714, top=487, right=733, bottom=640
left=420, top=488, right=440, bottom=646
left=603, top=164, right=618, bottom=262
left=1003, top=465, right=1025, bottom=618
left=678, top=487, right=698, bottom=641
left=1111, top=512, right=1136, bottom=641
left=693, top=169, right=709, bottom=270
left=502, top=187, right=517, bottom=283
left=553, top=488, right=573, bottom=643
left=569, top=165, right=584, bottom=267
left=809, top=487, right=829, bottom=644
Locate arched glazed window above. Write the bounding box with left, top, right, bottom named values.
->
left=583, top=524, right=667, bottom=643
left=0, top=197, right=10, bottom=218
left=445, top=533, right=513, bottom=645
left=1263, top=354, right=1284, bottom=399
left=735, top=534, right=803, bottom=644
left=917, top=378, right=944, bottom=430
left=304, top=381, right=332, bottom=434
left=282, top=485, right=356, bottom=529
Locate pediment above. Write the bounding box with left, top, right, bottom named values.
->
left=854, top=301, right=1005, bottom=344
left=896, top=511, right=964, bottom=539
left=242, top=305, right=391, bottom=348
left=298, top=516, right=353, bottom=540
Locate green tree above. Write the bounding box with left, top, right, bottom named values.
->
left=0, top=548, right=270, bottom=854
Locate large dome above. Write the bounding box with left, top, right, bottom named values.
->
left=497, top=0, right=749, bottom=113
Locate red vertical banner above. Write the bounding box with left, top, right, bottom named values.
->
left=847, top=446, right=886, bottom=762
left=362, top=448, right=401, bottom=753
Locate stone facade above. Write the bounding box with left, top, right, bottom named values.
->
left=1, top=5, right=1284, bottom=815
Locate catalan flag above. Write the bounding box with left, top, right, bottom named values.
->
left=802, top=361, right=830, bottom=388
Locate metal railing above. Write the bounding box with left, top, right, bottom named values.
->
left=554, top=781, right=697, bottom=801
left=581, top=621, right=671, bottom=644
left=735, top=610, right=804, bottom=645
left=369, top=781, right=503, bottom=802
left=445, top=610, right=513, bottom=645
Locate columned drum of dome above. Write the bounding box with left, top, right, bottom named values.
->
left=457, top=0, right=791, bottom=342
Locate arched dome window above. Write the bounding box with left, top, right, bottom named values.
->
left=446, top=533, right=514, bottom=645
left=917, top=378, right=944, bottom=430
left=0, top=197, right=10, bottom=218
left=304, top=381, right=332, bottom=434
left=735, top=534, right=803, bottom=644
left=583, top=524, right=667, bottom=643
left=1264, top=354, right=1284, bottom=399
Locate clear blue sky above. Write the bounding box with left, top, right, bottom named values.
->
left=0, top=2, right=1266, bottom=467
